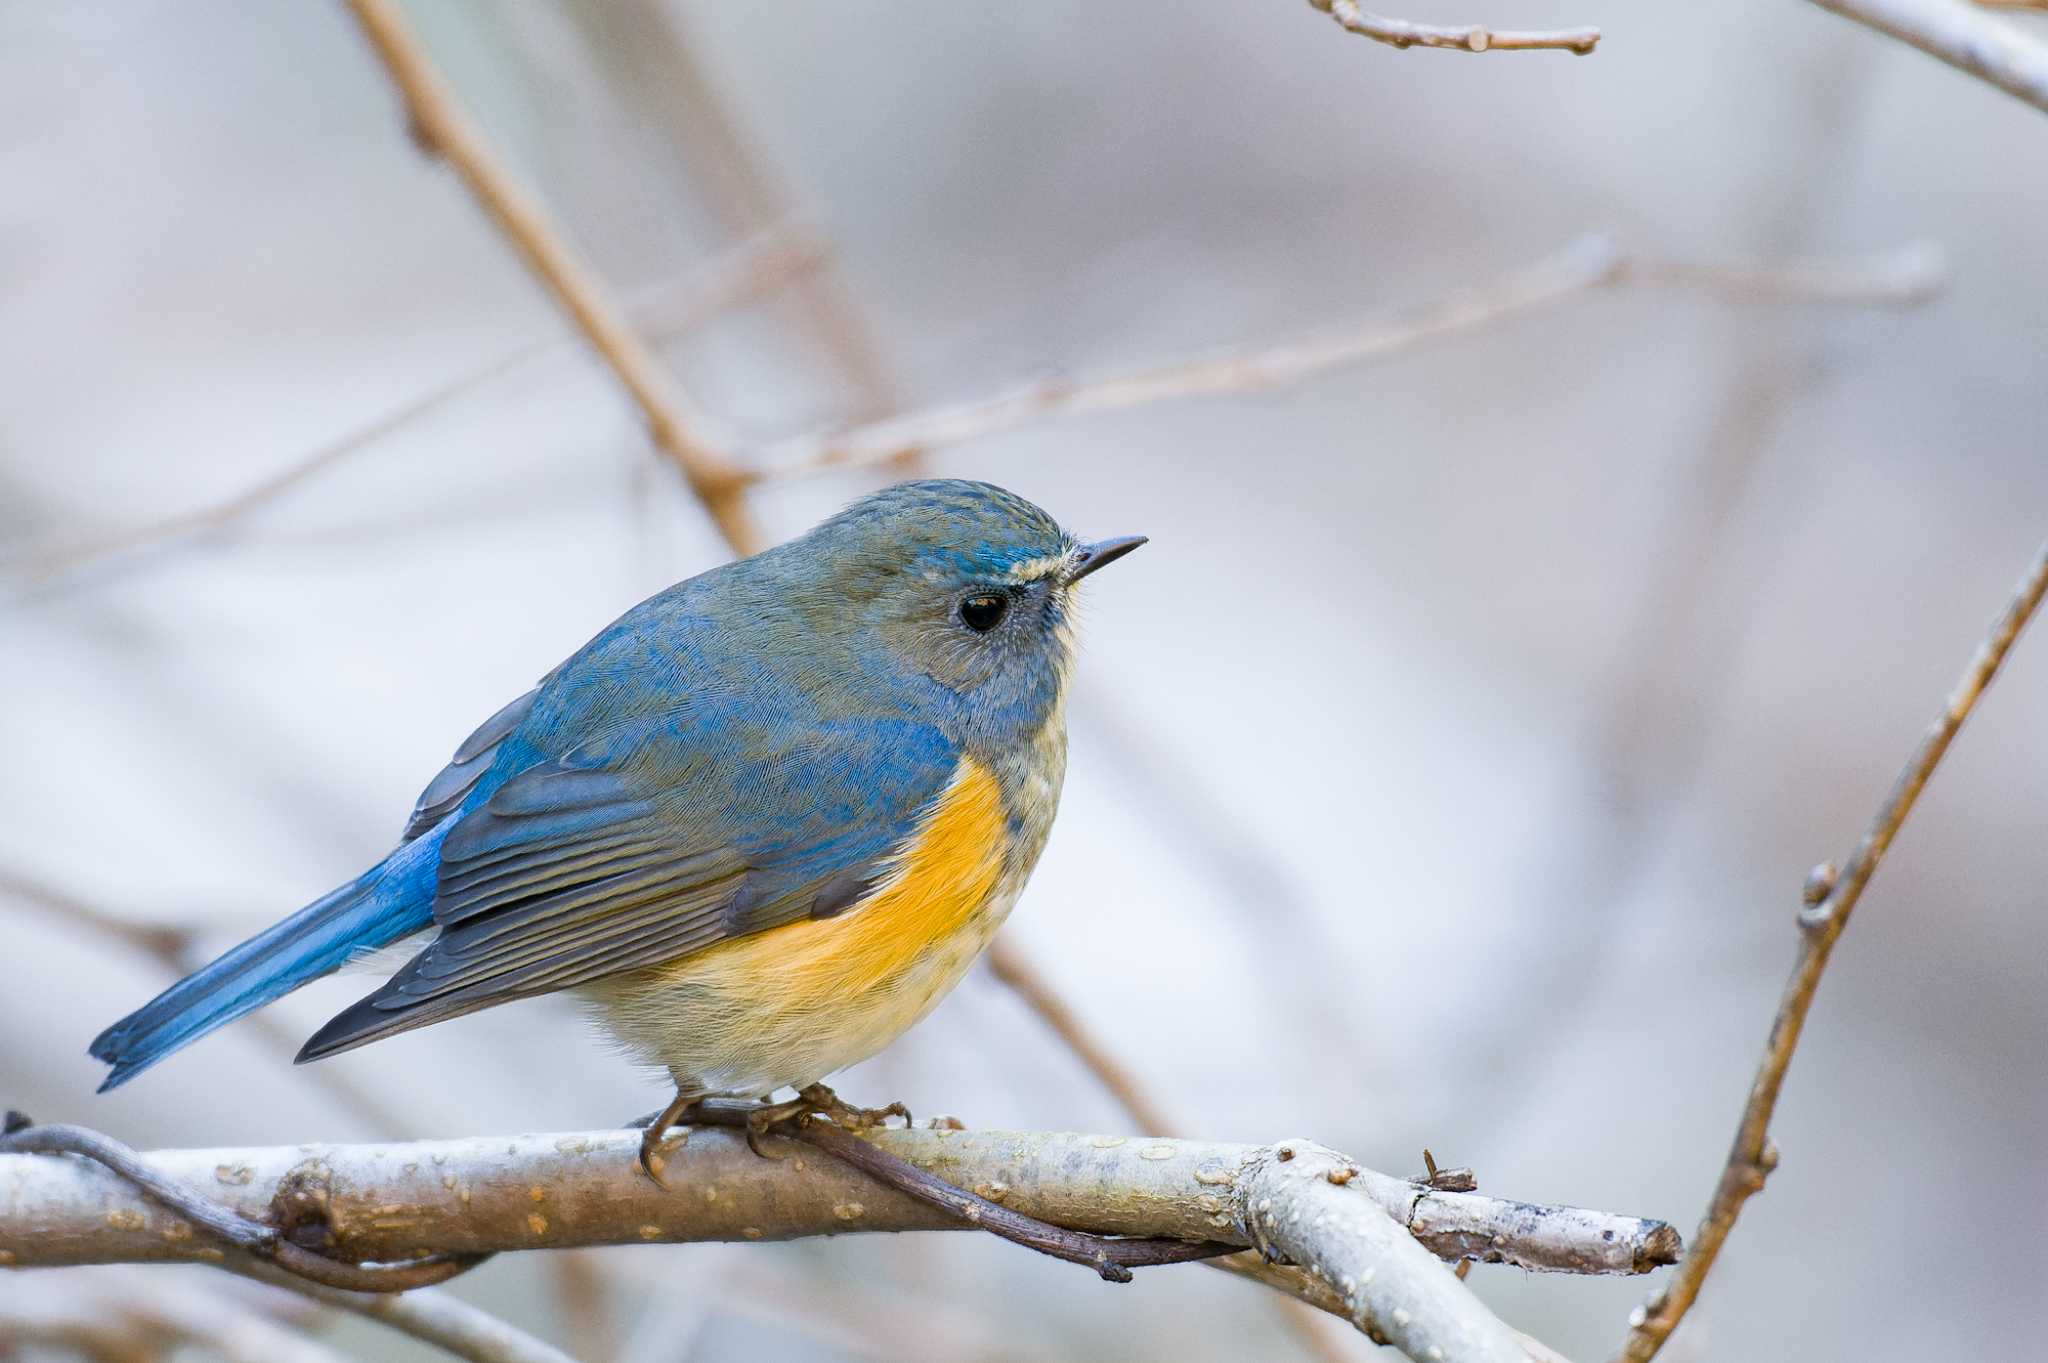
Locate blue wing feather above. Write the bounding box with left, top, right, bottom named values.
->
left=95, top=562, right=967, bottom=1080
left=297, top=595, right=962, bottom=1060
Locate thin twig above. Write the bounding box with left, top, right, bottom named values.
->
left=982, top=941, right=1178, bottom=1138
left=230, top=1259, right=580, bottom=1363
left=1, top=872, right=413, bottom=1137
left=1807, top=0, right=2048, bottom=115
left=8, top=348, right=542, bottom=587
left=747, top=236, right=1946, bottom=483
left=1307, top=0, right=1600, bottom=53
left=0, top=1268, right=347, bottom=1363
left=6, top=223, right=824, bottom=590
left=569, top=0, right=908, bottom=421
left=1614, top=537, right=2048, bottom=1361
left=0, top=866, right=192, bottom=966
left=340, top=0, right=758, bottom=545
left=545, top=1250, right=618, bottom=1363
left=777, top=1114, right=1235, bottom=1282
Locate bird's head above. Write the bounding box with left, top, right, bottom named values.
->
left=780, top=479, right=1144, bottom=744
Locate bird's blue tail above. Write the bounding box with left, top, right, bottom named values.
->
left=88, top=828, right=445, bottom=1091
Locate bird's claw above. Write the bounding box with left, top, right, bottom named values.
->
left=794, top=1082, right=911, bottom=1133
left=628, top=1083, right=914, bottom=1179
left=638, top=1125, right=679, bottom=1188
left=631, top=1091, right=707, bottom=1189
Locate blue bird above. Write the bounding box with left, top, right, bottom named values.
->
left=90, top=479, right=1143, bottom=1177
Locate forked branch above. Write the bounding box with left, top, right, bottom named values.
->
left=2, top=1120, right=1680, bottom=1361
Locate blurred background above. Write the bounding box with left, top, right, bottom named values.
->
left=3, top=1, right=2046, bottom=1359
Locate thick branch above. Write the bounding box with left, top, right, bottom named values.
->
left=747, top=236, right=1944, bottom=484
left=1307, top=0, right=1600, bottom=53
left=1807, top=0, right=2048, bottom=115
left=1613, top=537, right=2048, bottom=1362
left=2, top=1125, right=1676, bottom=1357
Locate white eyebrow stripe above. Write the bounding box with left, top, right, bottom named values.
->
left=1000, top=553, right=1070, bottom=584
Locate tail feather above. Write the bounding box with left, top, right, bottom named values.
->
left=89, top=831, right=443, bottom=1090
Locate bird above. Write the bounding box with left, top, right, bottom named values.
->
left=89, top=478, right=1144, bottom=1178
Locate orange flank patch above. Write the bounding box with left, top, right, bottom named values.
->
left=678, top=756, right=1009, bottom=1011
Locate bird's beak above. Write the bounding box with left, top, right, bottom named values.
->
left=1066, top=535, right=1147, bottom=583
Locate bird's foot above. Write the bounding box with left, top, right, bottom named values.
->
left=794, top=1082, right=912, bottom=1134
left=633, top=1090, right=709, bottom=1189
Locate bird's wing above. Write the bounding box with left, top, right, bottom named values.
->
left=298, top=712, right=960, bottom=1060
left=399, top=687, right=540, bottom=842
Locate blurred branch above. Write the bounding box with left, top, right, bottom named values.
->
left=567, top=0, right=907, bottom=421
left=6, top=221, right=825, bottom=590
left=629, top=220, right=832, bottom=342
left=1807, top=0, right=2048, bottom=114
left=0, top=866, right=192, bottom=966
left=746, top=235, right=1946, bottom=483
left=230, top=1259, right=580, bottom=1363
left=545, top=1250, right=618, bottom=1363
left=2, top=1124, right=1676, bottom=1362
left=340, top=0, right=758, bottom=545
left=1614, top=536, right=2048, bottom=1362
left=0, top=871, right=412, bottom=1137
left=1306, top=0, right=1600, bottom=53
left=0, top=1267, right=345, bottom=1363
left=982, top=942, right=1177, bottom=1138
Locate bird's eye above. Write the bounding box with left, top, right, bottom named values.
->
left=959, top=593, right=1008, bottom=633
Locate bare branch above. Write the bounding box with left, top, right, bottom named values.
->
left=1807, top=0, right=2048, bottom=115
left=0, top=1267, right=345, bottom=1363
left=627, top=220, right=832, bottom=343
left=0, top=1118, right=484, bottom=1293
left=569, top=0, right=909, bottom=421
left=982, top=942, right=1178, bottom=1138
left=1, top=1124, right=1677, bottom=1360
left=4, top=223, right=824, bottom=590
left=747, top=236, right=1946, bottom=484
left=1306, top=0, right=1600, bottom=53
left=340, top=0, right=759, bottom=546
left=230, top=1259, right=580, bottom=1363
left=0, top=866, right=192, bottom=967
left=5, top=222, right=823, bottom=589
left=1614, top=537, right=2048, bottom=1361
left=1, top=873, right=414, bottom=1137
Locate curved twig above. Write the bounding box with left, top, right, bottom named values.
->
left=782, top=1114, right=1235, bottom=1282
left=1613, top=537, right=2048, bottom=1361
